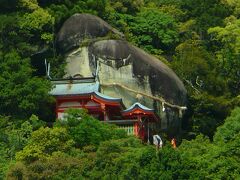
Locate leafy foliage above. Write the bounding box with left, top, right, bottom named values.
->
left=5, top=107, right=240, bottom=179
left=180, top=107, right=240, bottom=179
left=129, top=8, right=179, bottom=54
left=0, top=115, right=45, bottom=179
left=1, top=0, right=240, bottom=179
left=214, top=107, right=240, bottom=143
left=56, top=109, right=127, bottom=147
left=16, top=126, right=74, bottom=163
left=0, top=51, right=52, bottom=117
left=208, top=16, right=240, bottom=95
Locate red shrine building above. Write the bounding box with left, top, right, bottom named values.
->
left=50, top=78, right=159, bottom=141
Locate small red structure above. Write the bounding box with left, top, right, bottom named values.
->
left=122, top=103, right=159, bottom=141
left=50, top=79, right=159, bottom=141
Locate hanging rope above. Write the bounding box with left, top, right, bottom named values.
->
left=100, top=82, right=187, bottom=112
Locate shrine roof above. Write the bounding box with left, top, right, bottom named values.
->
left=123, top=102, right=154, bottom=113
left=50, top=81, right=123, bottom=105
left=94, top=92, right=122, bottom=102
left=50, top=81, right=99, bottom=96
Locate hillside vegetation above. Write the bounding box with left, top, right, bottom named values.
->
left=0, top=0, right=240, bottom=179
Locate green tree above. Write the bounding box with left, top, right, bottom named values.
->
left=16, top=126, right=74, bottom=163
left=186, top=93, right=232, bottom=138
left=172, top=38, right=228, bottom=95
left=171, top=38, right=232, bottom=138
left=214, top=107, right=240, bottom=143
left=57, top=109, right=127, bottom=148
left=0, top=115, right=45, bottom=178
left=208, top=16, right=240, bottom=95
left=221, top=0, right=240, bottom=17
left=147, top=0, right=185, bottom=21
left=129, top=8, right=179, bottom=54
left=108, top=0, right=143, bottom=14
left=179, top=108, right=240, bottom=179
left=0, top=51, right=52, bottom=117
left=18, top=0, right=55, bottom=45
left=179, top=135, right=213, bottom=179
left=180, top=0, right=231, bottom=40
left=89, top=137, right=154, bottom=179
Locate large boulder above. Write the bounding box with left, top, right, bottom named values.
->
left=88, top=40, right=186, bottom=106
left=57, top=13, right=124, bottom=53
left=56, top=13, right=187, bottom=135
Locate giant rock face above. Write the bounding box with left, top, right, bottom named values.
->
left=57, top=13, right=187, bottom=135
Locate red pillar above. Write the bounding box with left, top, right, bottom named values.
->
left=134, top=122, right=139, bottom=136
left=136, top=115, right=145, bottom=141
left=56, top=99, right=59, bottom=119
left=101, top=103, right=107, bottom=121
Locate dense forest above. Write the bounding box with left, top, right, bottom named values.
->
left=0, top=0, right=240, bottom=179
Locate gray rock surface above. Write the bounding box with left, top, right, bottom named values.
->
left=89, top=40, right=186, bottom=106
left=57, top=13, right=124, bottom=53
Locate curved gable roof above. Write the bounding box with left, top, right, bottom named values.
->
left=123, top=102, right=154, bottom=114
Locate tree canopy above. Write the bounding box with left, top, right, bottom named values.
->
left=0, top=0, right=240, bottom=179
